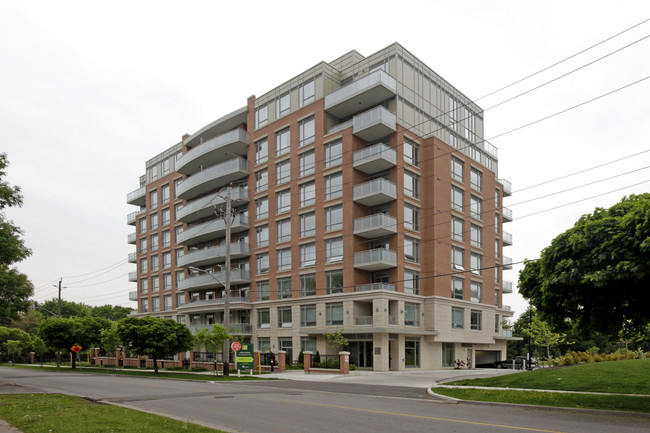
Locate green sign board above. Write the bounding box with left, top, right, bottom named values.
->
left=236, top=343, right=254, bottom=371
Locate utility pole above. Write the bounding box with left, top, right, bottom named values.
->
left=223, top=184, right=232, bottom=376
left=57, top=278, right=62, bottom=317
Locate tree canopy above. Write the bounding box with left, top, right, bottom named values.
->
left=519, top=194, right=650, bottom=337
left=0, top=153, right=33, bottom=326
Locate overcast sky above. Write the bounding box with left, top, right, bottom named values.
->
left=2, top=1, right=649, bottom=322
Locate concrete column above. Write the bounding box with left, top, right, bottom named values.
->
left=303, top=351, right=312, bottom=372
left=278, top=351, right=286, bottom=372
left=373, top=333, right=389, bottom=372
left=339, top=351, right=350, bottom=374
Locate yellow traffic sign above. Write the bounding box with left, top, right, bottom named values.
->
left=71, top=344, right=82, bottom=353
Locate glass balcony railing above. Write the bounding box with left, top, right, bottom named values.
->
left=177, top=214, right=249, bottom=246
left=177, top=243, right=250, bottom=268
left=502, top=207, right=513, bottom=222
left=352, top=106, right=397, bottom=142
left=353, top=142, right=396, bottom=174
left=503, top=231, right=513, bottom=245
left=176, top=157, right=249, bottom=201
left=325, top=70, right=397, bottom=119
left=176, top=187, right=249, bottom=224
left=353, top=178, right=397, bottom=207
left=353, top=214, right=397, bottom=238
left=177, top=129, right=249, bottom=176
left=354, top=283, right=396, bottom=292
left=126, top=186, right=146, bottom=206
left=353, top=248, right=397, bottom=271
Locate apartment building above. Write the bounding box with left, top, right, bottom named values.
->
left=126, top=43, right=516, bottom=371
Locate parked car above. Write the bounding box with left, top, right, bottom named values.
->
left=495, top=356, right=537, bottom=369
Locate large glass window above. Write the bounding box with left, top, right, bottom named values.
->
left=300, top=305, right=316, bottom=327
left=404, top=303, right=420, bottom=326
left=404, top=204, right=419, bottom=231
left=325, top=173, right=343, bottom=200
left=161, top=208, right=170, bottom=226
left=405, top=338, right=420, bottom=368
left=471, top=310, right=482, bottom=330
left=149, top=190, right=158, bottom=209
left=471, top=281, right=482, bottom=303
left=404, top=237, right=420, bottom=263
left=471, top=168, right=482, bottom=192
left=256, top=197, right=269, bottom=219
left=139, top=237, right=147, bottom=253
left=256, top=225, right=269, bottom=247
left=404, top=270, right=420, bottom=295
left=278, top=277, right=292, bottom=299
left=470, top=224, right=482, bottom=248
left=299, top=150, right=315, bottom=177
left=403, top=138, right=419, bottom=166
left=276, top=93, right=290, bottom=118
left=276, top=219, right=291, bottom=244
left=324, top=139, right=342, bottom=168
left=300, top=243, right=316, bottom=267
left=449, top=96, right=458, bottom=129
left=452, top=307, right=464, bottom=329
left=255, top=169, right=268, bottom=192
left=300, top=212, right=315, bottom=237
left=465, top=109, right=475, bottom=142
left=275, top=128, right=291, bottom=156
left=276, top=189, right=291, bottom=214
left=325, top=270, right=343, bottom=294
left=325, top=205, right=343, bottom=232
left=299, top=181, right=316, bottom=207
left=276, top=160, right=290, bottom=185
left=140, top=278, right=148, bottom=293
left=277, top=248, right=291, bottom=272
left=140, top=258, right=148, bottom=274
left=255, top=138, right=268, bottom=164
left=299, top=79, right=315, bottom=107
left=162, top=252, right=171, bottom=269
left=404, top=171, right=419, bottom=199
left=255, top=104, right=268, bottom=128
left=278, top=307, right=292, bottom=328
left=150, top=255, right=159, bottom=271
left=300, top=274, right=316, bottom=297
left=162, top=230, right=171, bottom=248
left=452, top=246, right=464, bottom=270
left=451, top=186, right=464, bottom=211
left=470, top=195, right=482, bottom=220
left=256, top=253, right=269, bottom=275
left=471, top=253, right=482, bottom=275
left=452, top=276, right=464, bottom=299
left=256, top=281, right=270, bottom=301
left=451, top=157, right=464, bottom=182
left=150, top=213, right=158, bottom=230
left=442, top=343, right=455, bottom=367
left=325, top=237, right=343, bottom=263
left=257, top=308, right=270, bottom=328
left=139, top=218, right=146, bottom=234
left=151, top=275, right=159, bottom=291
left=161, top=185, right=170, bottom=205
left=326, top=303, right=343, bottom=326
left=299, top=116, right=315, bottom=146
left=452, top=216, right=464, bottom=241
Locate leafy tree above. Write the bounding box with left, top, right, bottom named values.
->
left=194, top=324, right=231, bottom=356
left=0, top=326, right=32, bottom=358
left=38, top=318, right=79, bottom=367
left=31, top=336, right=48, bottom=365
left=11, top=308, right=41, bottom=335
left=0, top=154, right=33, bottom=326
left=35, top=299, right=90, bottom=319
left=519, top=194, right=650, bottom=338
left=117, top=317, right=194, bottom=373
left=524, top=314, right=566, bottom=366
left=90, top=304, right=134, bottom=321
left=5, top=340, right=20, bottom=365
left=100, top=322, right=121, bottom=357
left=324, top=329, right=348, bottom=353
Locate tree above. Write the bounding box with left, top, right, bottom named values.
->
left=324, top=329, right=348, bottom=353
left=31, top=336, right=48, bottom=365
left=100, top=322, right=121, bottom=357
left=117, top=317, right=194, bottom=373
left=524, top=314, right=566, bottom=367
left=90, top=304, right=134, bottom=321
left=519, top=194, right=650, bottom=338
left=0, top=326, right=32, bottom=363
left=0, top=154, right=33, bottom=326
left=194, top=324, right=231, bottom=357
left=35, top=299, right=90, bottom=319
left=38, top=317, right=80, bottom=367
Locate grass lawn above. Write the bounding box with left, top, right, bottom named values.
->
left=0, top=394, right=226, bottom=433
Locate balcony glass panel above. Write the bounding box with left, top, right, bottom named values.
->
left=352, top=106, right=397, bottom=142
left=325, top=70, right=397, bottom=118
left=353, top=214, right=397, bottom=238
left=177, top=129, right=249, bottom=175
left=177, top=243, right=250, bottom=268
left=177, top=214, right=249, bottom=246
left=353, top=178, right=397, bottom=207
left=353, top=143, right=396, bottom=174
left=353, top=248, right=397, bottom=271
left=176, top=187, right=249, bottom=223
left=127, top=186, right=146, bottom=206
left=176, top=157, right=249, bottom=201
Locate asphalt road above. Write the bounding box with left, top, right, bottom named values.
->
left=0, top=367, right=648, bottom=433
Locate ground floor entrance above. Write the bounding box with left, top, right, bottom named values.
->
left=349, top=341, right=373, bottom=368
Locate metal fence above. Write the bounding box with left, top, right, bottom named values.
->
left=312, top=354, right=339, bottom=369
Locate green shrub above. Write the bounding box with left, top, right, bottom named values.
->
left=190, top=366, right=208, bottom=372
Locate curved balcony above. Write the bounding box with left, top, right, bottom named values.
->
left=177, top=129, right=249, bottom=176
left=353, top=248, right=397, bottom=271
left=353, top=178, right=397, bottom=207
left=353, top=142, right=396, bottom=174
left=178, top=243, right=251, bottom=268
left=353, top=214, right=397, bottom=239
left=176, top=157, right=249, bottom=201
left=352, top=106, right=397, bottom=142
left=176, top=187, right=249, bottom=224
left=177, top=269, right=251, bottom=292
left=177, top=214, right=249, bottom=246
left=325, top=70, right=397, bottom=119
left=127, top=186, right=146, bottom=206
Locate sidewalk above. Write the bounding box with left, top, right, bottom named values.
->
left=0, top=420, right=21, bottom=433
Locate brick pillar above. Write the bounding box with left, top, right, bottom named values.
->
left=277, top=351, right=286, bottom=372
left=30, top=352, right=35, bottom=364
left=339, top=351, right=350, bottom=375
left=115, top=348, right=121, bottom=365
left=253, top=351, right=260, bottom=371
left=303, top=351, right=312, bottom=373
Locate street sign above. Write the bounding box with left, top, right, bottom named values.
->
left=71, top=344, right=82, bottom=353
left=236, top=343, right=254, bottom=371
left=231, top=341, right=242, bottom=352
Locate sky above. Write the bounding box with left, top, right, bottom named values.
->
left=1, top=1, right=649, bottom=322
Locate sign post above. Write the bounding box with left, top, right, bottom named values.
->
left=235, top=343, right=254, bottom=372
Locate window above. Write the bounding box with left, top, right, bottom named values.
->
left=404, top=303, right=420, bottom=326
left=452, top=246, right=464, bottom=270
left=495, top=189, right=500, bottom=208
left=449, top=96, right=458, bottom=129
left=140, top=258, right=148, bottom=274
left=256, top=253, right=269, bottom=275
left=299, top=181, right=316, bottom=207
left=405, top=338, right=420, bottom=368
left=162, top=252, right=171, bottom=269
left=403, top=138, right=419, bottom=166
left=470, top=224, right=482, bottom=248
left=257, top=308, right=270, bottom=328
left=276, top=189, right=291, bottom=214
left=176, top=293, right=185, bottom=307
left=256, top=197, right=269, bottom=219
left=470, top=168, right=482, bottom=192
left=149, top=190, right=158, bottom=209
left=442, top=342, right=455, bottom=367
left=255, top=104, right=268, bottom=128
left=451, top=186, right=464, bottom=211
left=300, top=243, right=316, bottom=267
left=299, top=79, right=315, bottom=106
left=324, top=139, right=342, bottom=168
left=275, top=128, right=290, bottom=156
left=471, top=281, right=482, bottom=303
left=277, top=248, right=292, bottom=271
left=324, top=173, right=343, bottom=200
left=452, top=276, right=464, bottom=299
left=161, top=208, right=170, bottom=226
left=404, top=270, right=420, bottom=295
left=325, top=270, right=343, bottom=294
left=326, top=303, right=343, bottom=326
left=256, top=281, right=270, bottom=301
left=495, top=314, right=500, bottom=333
left=404, top=171, right=419, bottom=199
left=139, top=237, right=147, bottom=254
left=141, top=298, right=149, bottom=313
left=256, top=225, right=269, bottom=247
left=276, top=93, right=290, bottom=118
left=465, top=109, right=475, bottom=142
left=404, top=237, right=420, bottom=263
left=449, top=133, right=458, bottom=149
left=451, top=157, right=464, bottom=182
left=325, top=205, right=343, bottom=232
left=150, top=255, right=159, bottom=271
left=174, top=179, right=182, bottom=199
left=255, top=169, right=268, bottom=192
left=470, top=195, right=482, bottom=220
left=300, top=274, right=316, bottom=296
left=150, top=213, right=158, bottom=230
left=495, top=214, right=500, bottom=233
left=278, top=307, right=292, bottom=328
left=404, top=204, right=419, bottom=231
left=275, top=160, right=290, bottom=185
left=299, top=151, right=315, bottom=177
left=495, top=289, right=500, bottom=307
left=151, top=275, right=160, bottom=291
left=299, top=116, right=315, bottom=146
left=162, top=230, right=171, bottom=248
left=325, top=237, right=343, bottom=263
left=471, top=253, right=482, bottom=275
left=276, top=219, right=291, bottom=243
left=175, top=270, right=184, bottom=286
left=161, top=185, right=170, bottom=204
left=140, top=278, right=148, bottom=293
left=471, top=310, right=482, bottom=330
left=300, top=305, right=316, bottom=327
left=255, top=138, right=268, bottom=164
left=452, top=216, right=464, bottom=241
left=300, top=212, right=315, bottom=237
left=452, top=307, right=464, bottom=329
left=139, top=218, right=146, bottom=234
left=258, top=337, right=270, bottom=352
left=469, top=145, right=480, bottom=162
left=495, top=264, right=500, bottom=283
left=277, top=277, right=292, bottom=299
left=164, top=294, right=172, bottom=310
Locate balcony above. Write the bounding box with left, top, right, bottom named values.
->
left=355, top=316, right=373, bottom=326
left=178, top=243, right=251, bottom=268
left=128, top=272, right=137, bottom=282
left=127, top=232, right=137, bottom=244
left=353, top=214, right=397, bottom=239
left=502, top=207, right=513, bottom=222
left=325, top=70, right=397, bottom=119
left=352, top=106, right=397, bottom=142
left=127, top=210, right=142, bottom=226
left=176, top=157, right=249, bottom=201
left=128, top=291, right=137, bottom=301
left=353, top=248, right=397, bottom=271
left=187, top=322, right=252, bottom=334
left=176, top=187, right=249, bottom=224
left=355, top=283, right=396, bottom=292
left=128, top=252, right=137, bottom=263
left=177, top=269, right=251, bottom=292
left=353, top=178, right=397, bottom=207
left=353, top=142, right=396, bottom=174
left=177, top=214, right=249, bottom=247
left=503, top=256, right=513, bottom=270
left=177, top=129, right=249, bottom=176
left=503, top=231, right=513, bottom=246
left=499, top=178, right=512, bottom=196
left=503, top=281, right=513, bottom=294
left=126, top=186, right=146, bottom=206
